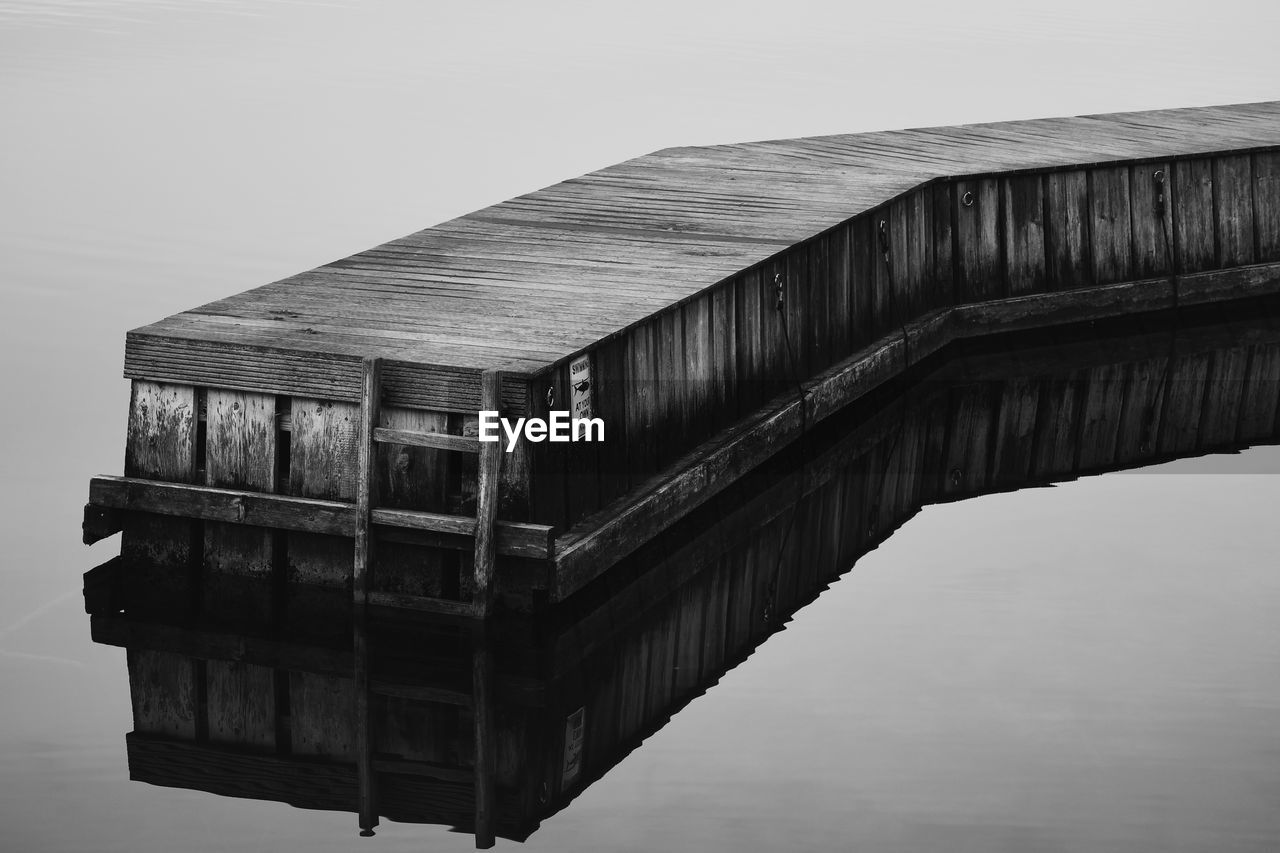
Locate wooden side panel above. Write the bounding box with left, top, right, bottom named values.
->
left=763, top=255, right=792, bottom=397
left=867, top=207, right=896, bottom=335
left=1130, top=162, right=1173, bottom=279
left=1157, top=352, right=1212, bottom=455
left=125, top=381, right=199, bottom=483
left=1238, top=344, right=1280, bottom=442
left=1002, top=174, right=1046, bottom=295
left=710, top=280, right=737, bottom=431
left=625, top=320, right=658, bottom=490
left=954, top=178, right=1001, bottom=302
left=290, top=672, right=357, bottom=760
left=1198, top=347, right=1249, bottom=448
left=1089, top=166, right=1133, bottom=285
left=127, top=649, right=196, bottom=739
left=828, top=222, right=853, bottom=363
left=942, top=384, right=996, bottom=496
left=206, top=659, right=276, bottom=751
left=990, top=376, right=1040, bottom=488
left=784, top=246, right=812, bottom=379
left=1115, top=356, right=1169, bottom=464
left=734, top=270, right=764, bottom=416
left=373, top=696, right=464, bottom=766
left=1032, top=374, right=1084, bottom=479
left=698, top=552, right=732, bottom=675
left=121, top=381, right=199, bottom=617
left=1044, top=170, right=1092, bottom=290
left=671, top=573, right=708, bottom=698
left=529, top=365, right=568, bottom=529
left=682, top=294, right=714, bottom=448
left=807, top=234, right=831, bottom=371
left=290, top=399, right=359, bottom=501
left=1172, top=158, right=1216, bottom=274
left=203, top=390, right=277, bottom=625
left=594, top=335, right=631, bottom=507
left=287, top=397, right=358, bottom=631
left=1076, top=363, right=1126, bottom=471
left=850, top=215, right=875, bottom=349
left=654, top=309, right=686, bottom=471
left=1255, top=151, right=1280, bottom=263
left=1215, top=155, right=1256, bottom=268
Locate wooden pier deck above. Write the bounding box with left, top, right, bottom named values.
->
left=89, top=101, right=1280, bottom=614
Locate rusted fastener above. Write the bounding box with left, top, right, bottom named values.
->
left=961, top=191, right=975, bottom=207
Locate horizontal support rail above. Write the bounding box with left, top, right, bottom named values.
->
left=87, top=475, right=554, bottom=559
left=372, top=427, right=480, bottom=453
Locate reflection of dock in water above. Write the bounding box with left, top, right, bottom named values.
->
left=85, top=302, right=1280, bottom=847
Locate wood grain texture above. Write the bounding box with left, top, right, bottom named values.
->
left=203, top=389, right=277, bottom=624
left=1002, top=174, right=1046, bottom=295
left=1044, top=170, right=1092, bottom=290
left=1089, top=166, right=1133, bottom=285
left=1215, top=154, right=1256, bottom=268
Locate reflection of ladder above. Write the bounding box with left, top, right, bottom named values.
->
left=355, top=611, right=498, bottom=847
left=350, top=359, right=501, bottom=845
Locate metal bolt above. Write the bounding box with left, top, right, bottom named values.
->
left=961, top=191, right=975, bottom=207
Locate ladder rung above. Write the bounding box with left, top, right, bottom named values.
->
left=372, top=755, right=473, bottom=783
left=367, top=590, right=481, bottom=619
left=370, top=678, right=473, bottom=707
left=372, top=427, right=479, bottom=453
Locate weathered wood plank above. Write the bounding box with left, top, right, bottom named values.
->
left=206, top=659, right=276, bottom=751
left=1044, top=170, right=1092, bottom=290
left=121, top=381, right=199, bottom=617
left=1172, top=158, right=1216, bottom=274
left=1215, top=154, right=1256, bottom=268
left=1256, top=151, right=1280, bottom=263
left=203, top=389, right=277, bottom=624
left=954, top=178, right=1001, bottom=302
left=127, top=649, right=197, bottom=739
left=1130, top=163, right=1173, bottom=279
left=1089, top=166, right=1133, bottom=285
left=1002, top=173, right=1046, bottom=295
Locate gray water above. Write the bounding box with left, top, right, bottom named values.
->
left=3, top=2, right=1280, bottom=851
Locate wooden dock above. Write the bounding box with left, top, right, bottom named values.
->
left=85, top=300, right=1280, bottom=846
left=86, top=101, right=1280, bottom=613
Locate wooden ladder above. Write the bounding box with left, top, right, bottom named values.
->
left=352, top=358, right=502, bottom=844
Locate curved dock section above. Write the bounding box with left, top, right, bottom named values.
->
left=88, top=102, right=1280, bottom=611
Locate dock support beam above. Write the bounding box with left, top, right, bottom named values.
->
left=473, top=369, right=503, bottom=615
left=354, top=357, right=381, bottom=836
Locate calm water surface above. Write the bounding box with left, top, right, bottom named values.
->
left=3, top=2, right=1279, bottom=850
